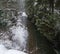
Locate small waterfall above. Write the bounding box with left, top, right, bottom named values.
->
left=9, top=12, right=28, bottom=51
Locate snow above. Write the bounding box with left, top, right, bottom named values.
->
left=0, top=44, right=27, bottom=54
left=22, top=12, right=27, bottom=17
left=34, top=2, right=37, bottom=6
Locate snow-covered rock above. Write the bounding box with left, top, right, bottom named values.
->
left=0, top=44, right=27, bottom=54
left=0, top=44, right=7, bottom=54
left=6, top=49, right=27, bottom=54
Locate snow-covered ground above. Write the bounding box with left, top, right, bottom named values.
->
left=0, top=44, right=27, bottom=54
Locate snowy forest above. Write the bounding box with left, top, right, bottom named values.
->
left=0, top=0, right=60, bottom=54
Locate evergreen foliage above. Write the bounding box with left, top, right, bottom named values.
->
left=25, top=0, right=60, bottom=40
left=0, top=10, right=8, bottom=27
